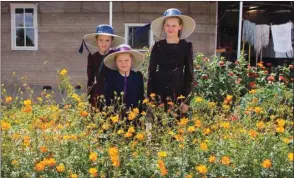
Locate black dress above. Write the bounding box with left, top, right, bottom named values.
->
left=147, top=39, right=194, bottom=104
left=87, top=51, right=114, bottom=108
left=104, top=70, right=144, bottom=109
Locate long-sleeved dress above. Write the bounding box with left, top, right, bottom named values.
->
left=87, top=51, right=113, bottom=108
left=147, top=39, right=194, bottom=104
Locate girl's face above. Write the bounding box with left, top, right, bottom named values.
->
left=163, top=17, right=182, bottom=38
left=96, top=35, right=112, bottom=53
left=115, top=53, right=132, bottom=73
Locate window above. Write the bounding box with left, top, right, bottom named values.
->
left=124, top=23, right=154, bottom=50
left=10, top=3, right=38, bottom=50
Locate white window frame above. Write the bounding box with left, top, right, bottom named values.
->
left=124, top=23, right=154, bottom=51
left=10, top=3, right=38, bottom=50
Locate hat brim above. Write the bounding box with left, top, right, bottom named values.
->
left=104, top=50, right=145, bottom=71
left=151, top=15, right=196, bottom=39
left=83, top=33, right=125, bottom=48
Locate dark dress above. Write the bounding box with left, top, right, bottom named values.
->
left=147, top=39, right=194, bottom=105
left=87, top=51, right=113, bottom=108
left=104, top=70, right=144, bottom=109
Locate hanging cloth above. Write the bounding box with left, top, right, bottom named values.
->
left=271, top=22, right=293, bottom=53
left=254, top=24, right=270, bottom=56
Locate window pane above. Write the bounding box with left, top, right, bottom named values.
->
left=15, top=8, right=24, bottom=27
left=128, top=27, right=149, bottom=49
left=25, top=8, right=34, bottom=27
left=16, top=28, right=25, bottom=46
left=26, top=28, right=35, bottom=46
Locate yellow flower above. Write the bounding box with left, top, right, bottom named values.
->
left=177, top=95, right=185, bottom=99
left=5, top=96, right=12, bottom=103
left=276, top=119, right=285, bottom=127
left=288, top=153, right=294, bottom=161
left=102, top=123, right=110, bottom=130
left=249, top=89, right=256, bottom=94
left=141, top=111, right=147, bottom=116
left=110, top=115, right=119, bottom=123
left=11, top=160, right=18, bottom=166
left=1, top=121, right=11, bottom=131
left=158, top=159, right=168, bottom=176
left=179, top=144, right=184, bottom=149
left=282, top=137, right=291, bottom=144
left=158, top=151, right=168, bottom=158
left=202, top=128, right=211, bottom=135
left=254, top=107, right=262, bottom=113
left=89, top=152, right=98, bottom=162
left=208, top=102, right=216, bottom=108
left=46, top=158, right=56, bottom=167
left=196, top=164, right=208, bottom=175
left=24, top=99, right=32, bottom=106
left=276, top=126, right=285, bottom=133
left=220, top=122, right=230, bottom=129
left=209, top=155, right=216, bottom=163
left=132, top=108, right=139, bottom=114
left=185, top=174, right=193, bottom=178
left=39, top=146, right=48, bottom=153
left=117, top=129, right=124, bottom=135
left=142, top=98, right=149, bottom=104
left=37, top=97, right=43, bottom=102
left=226, top=95, right=233, bottom=102
left=56, top=163, right=65, bottom=173
left=60, top=69, right=67, bottom=75
left=150, top=93, right=156, bottom=98
left=178, top=117, right=189, bottom=126
left=188, top=126, right=196, bottom=132
left=124, top=132, right=133, bottom=138
left=195, top=97, right=203, bottom=103
left=128, top=126, right=135, bottom=133
left=128, top=111, right=137, bottom=121
left=135, top=133, right=145, bottom=141
left=222, top=104, right=230, bottom=110
left=262, top=159, right=272, bottom=168
left=34, top=162, right=45, bottom=172
left=70, top=173, right=78, bottom=178
left=221, top=156, right=231, bottom=165
left=256, top=121, right=265, bottom=129
left=108, top=146, right=119, bottom=157
left=200, top=142, right=208, bottom=151
left=88, top=168, right=98, bottom=177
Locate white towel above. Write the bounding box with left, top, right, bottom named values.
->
left=271, top=22, right=293, bottom=53
left=255, top=24, right=270, bottom=56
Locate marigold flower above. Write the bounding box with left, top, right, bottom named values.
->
left=200, top=142, right=208, bottom=151
left=209, top=155, right=216, bottom=163
left=249, top=130, right=258, bottom=138
left=128, top=111, right=137, bottom=121
left=142, top=98, right=149, bottom=104
left=89, top=152, right=98, bottom=162
left=282, top=137, right=291, bottom=144
left=39, top=146, right=48, bottom=153
left=178, top=117, right=189, bottom=126
left=208, top=102, right=216, bottom=108
left=188, top=126, right=196, bottom=132
left=132, top=108, right=139, bottom=114
left=60, top=69, right=67, bottom=75
left=150, top=93, right=156, bottom=98
left=276, top=119, right=285, bottom=127
left=288, top=153, right=293, bottom=161
left=194, top=120, right=201, bottom=127
left=23, top=106, right=32, bottom=113
left=256, top=121, right=265, bottom=129
left=1, top=121, right=11, bottom=131
left=276, top=126, right=285, bottom=133
left=196, top=164, right=208, bottom=174
left=249, top=89, right=256, bottom=94
left=195, top=97, right=203, bottom=103
left=202, top=128, right=211, bottom=135
left=141, top=111, right=147, bottom=116
left=249, top=81, right=256, bottom=88
left=262, top=159, right=272, bottom=168
left=254, top=107, right=262, bottom=114
left=158, top=151, right=168, bottom=158
left=135, top=133, right=144, bottom=141
left=221, top=156, right=231, bottom=165
left=5, top=96, right=12, bottom=103
left=11, top=160, right=18, bottom=165
left=158, top=159, right=168, bottom=176
left=88, top=168, right=98, bottom=177
left=177, top=95, right=185, bottom=99
left=128, top=126, right=135, bottom=133
left=70, top=173, right=78, bottom=178
left=220, top=122, right=230, bottom=129
left=24, top=99, right=31, bottom=106
left=80, top=111, right=88, bottom=117
left=46, top=158, right=56, bottom=167
left=56, top=163, right=65, bottom=173
left=185, top=174, right=193, bottom=178
left=117, top=129, right=124, bottom=135
left=110, top=115, right=119, bottom=123
left=124, top=132, right=133, bottom=138
left=34, top=162, right=45, bottom=172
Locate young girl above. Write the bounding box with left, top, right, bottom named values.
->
left=80, top=24, right=124, bottom=109
left=103, top=44, right=145, bottom=110
left=147, top=8, right=195, bottom=114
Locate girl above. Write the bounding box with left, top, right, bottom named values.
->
left=80, top=24, right=124, bottom=109
left=103, top=44, right=145, bottom=110
left=147, top=8, right=195, bottom=114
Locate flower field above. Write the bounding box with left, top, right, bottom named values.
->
left=1, top=53, right=293, bottom=178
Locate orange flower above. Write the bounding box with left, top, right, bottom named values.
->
left=80, top=111, right=88, bottom=117
left=221, top=156, right=231, bottom=165
left=1, top=121, right=11, bottom=131
left=5, top=96, right=12, bottom=103
left=135, top=133, right=144, bottom=141
left=253, top=107, right=262, bottom=114
left=200, top=142, right=208, bottom=151
left=178, top=117, right=189, bottom=126
left=262, top=159, right=272, bottom=168
left=249, top=130, right=258, bottom=138
left=276, top=119, right=285, bottom=127
left=194, top=120, right=201, bottom=127
left=209, top=155, right=216, bottom=163
left=39, top=146, right=48, bottom=153
left=150, top=93, right=156, bottom=98
left=23, top=106, right=32, bottom=113
left=70, top=174, right=78, bottom=178
left=110, top=115, right=119, bottom=123
left=88, top=168, right=98, bottom=177
left=34, top=162, right=45, bottom=172
left=276, top=126, right=285, bottom=133
left=158, top=159, right=168, bottom=176
left=56, top=163, right=65, bottom=173
left=142, top=98, right=149, bottom=104
left=187, top=126, right=196, bottom=132
left=89, top=152, right=98, bottom=162
left=256, top=121, right=265, bottom=129
left=128, top=111, right=137, bottom=121
left=202, top=128, right=211, bottom=135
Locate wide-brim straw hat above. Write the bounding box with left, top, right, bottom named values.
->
left=104, top=44, right=145, bottom=71
left=151, top=8, right=196, bottom=39
left=83, top=24, right=125, bottom=48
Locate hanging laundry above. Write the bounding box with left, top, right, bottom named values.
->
left=254, top=24, right=270, bottom=56
left=271, top=22, right=293, bottom=53
left=242, top=20, right=256, bottom=46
